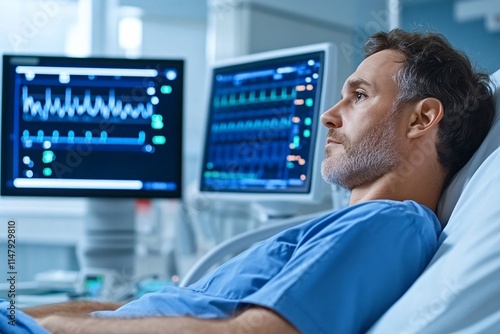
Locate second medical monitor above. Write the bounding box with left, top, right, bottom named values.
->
left=199, top=43, right=337, bottom=204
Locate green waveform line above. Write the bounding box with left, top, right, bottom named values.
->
left=214, top=87, right=297, bottom=108
left=203, top=170, right=258, bottom=180
left=212, top=117, right=292, bottom=132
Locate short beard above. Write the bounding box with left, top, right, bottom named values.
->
left=321, top=112, right=402, bottom=190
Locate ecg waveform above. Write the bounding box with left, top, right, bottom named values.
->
left=22, top=86, right=154, bottom=121
left=207, top=140, right=290, bottom=176
left=211, top=117, right=292, bottom=133
left=204, top=132, right=310, bottom=184
left=21, top=129, right=146, bottom=146
left=213, top=86, right=297, bottom=108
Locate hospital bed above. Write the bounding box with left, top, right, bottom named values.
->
left=181, top=69, right=500, bottom=333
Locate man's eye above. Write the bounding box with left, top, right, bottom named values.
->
left=356, top=92, right=367, bottom=102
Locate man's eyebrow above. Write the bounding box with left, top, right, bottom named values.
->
left=340, top=78, right=375, bottom=98
left=346, top=78, right=373, bottom=88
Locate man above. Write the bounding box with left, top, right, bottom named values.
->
left=8, top=29, right=496, bottom=333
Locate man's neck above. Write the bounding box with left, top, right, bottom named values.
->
left=348, top=164, right=445, bottom=212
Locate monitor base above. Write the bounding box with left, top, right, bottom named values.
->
left=77, top=198, right=136, bottom=278
left=253, top=195, right=334, bottom=221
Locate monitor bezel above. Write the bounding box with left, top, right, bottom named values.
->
left=0, top=54, right=184, bottom=199
left=198, top=43, right=338, bottom=204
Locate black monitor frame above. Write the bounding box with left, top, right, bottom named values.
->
left=1, top=55, right=184, bottom=198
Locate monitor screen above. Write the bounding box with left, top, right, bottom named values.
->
left=199, top=44, right=337, bottom=204
left=1, top=55, right=183, bottom=198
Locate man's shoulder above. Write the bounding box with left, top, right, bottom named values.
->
left=349, top=199, right=428, bottom=212
left=277, top=200, right=440, bottom=245
left=326, top=199, right=434, bottom=219
left=311, top=199, right=440, bottom=236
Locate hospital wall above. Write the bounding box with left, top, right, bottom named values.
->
left=401, top=0, right=500, bottom=74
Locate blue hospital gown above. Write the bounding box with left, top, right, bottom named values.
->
left=94, top=200, right=441, bottom=333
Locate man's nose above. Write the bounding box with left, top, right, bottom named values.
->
left=320, top=101, right=342, bottom=128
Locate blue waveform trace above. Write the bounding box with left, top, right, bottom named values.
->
left=22, top=86, right=154, bottom=121
left=211, top=141, right=288, bottom=167
left=21, top=129, right=146, bottom=146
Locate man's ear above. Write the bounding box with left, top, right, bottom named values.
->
left=407, top=97, right=444, bottom=139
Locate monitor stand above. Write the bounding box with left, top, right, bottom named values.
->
left=77, top=198, right=137, bottom=278
left=253, top=195, right=334, bottom=221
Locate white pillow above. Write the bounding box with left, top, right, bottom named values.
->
left=438, top=69, right=500, bottom=223
left=368, top=70, right=500, bottom=334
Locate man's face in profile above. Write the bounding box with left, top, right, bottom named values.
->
left=321, top=50, right=407, bottom=190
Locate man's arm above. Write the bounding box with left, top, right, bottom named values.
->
left=38, top=307, right=299, bottom=334
left=23, top=301, right=122, bottom=318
